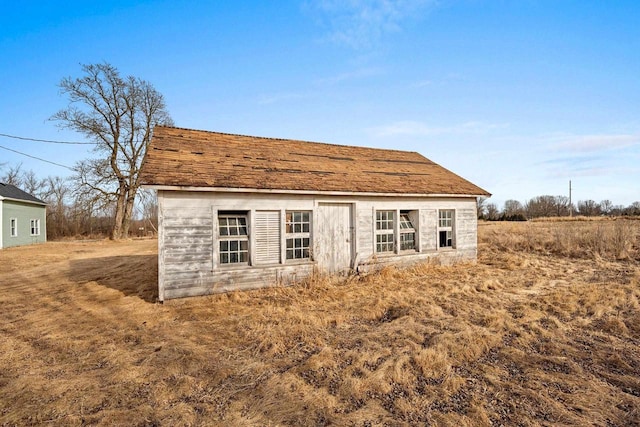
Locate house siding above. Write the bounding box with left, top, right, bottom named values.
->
left=1, top=200, right=47, bottom=249
left=157, top=190, right=478, bottom=300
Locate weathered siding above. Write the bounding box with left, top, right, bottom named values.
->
left=156, top=191, right=479, bottom=300
left=158, top=191, right=318, bottom=300
left=161, top=208, right=214, bottom=299
left=455, top=208, right=478, bottom=253
left=420, top=209, right=437, bottom=251
left=1, top=200, right=46, bottom=249
left=356, top=207, right=374, bottom=264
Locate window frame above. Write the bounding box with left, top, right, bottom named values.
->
left=399, top=211, right=416, bottom=252
left=438, top=209, right=455, bottom=249
left=30, top=219, right=40, bottom=236
left=10, top=218, right=17, bottom=237
left=285, top=210, right=312, bottom=261
left=218, top=212, right=250, bottom=266
left=375, top=210, right=395, bottom=254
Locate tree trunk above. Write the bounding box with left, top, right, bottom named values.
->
left=111, top=182, right=127, bottom=240
left=122, top=188, right=137, bottom=238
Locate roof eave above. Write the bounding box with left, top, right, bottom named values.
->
left=142, top=184, right=490, bottom=198
left=0, top=195, right=48, bottom=206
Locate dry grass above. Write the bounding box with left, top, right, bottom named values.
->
left=481, top=218, right=640, bottom=260
left=1, top=221, right=639, bottom=426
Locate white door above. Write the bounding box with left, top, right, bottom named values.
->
left=316, top=203, right=353, bottom=274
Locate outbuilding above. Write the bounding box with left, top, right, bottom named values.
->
left=0, top=183, right=47, bottom=249
left=140, top=126, right=490, bottom=300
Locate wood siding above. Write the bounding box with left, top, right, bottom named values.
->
left=455, top=208, right=478, bottom=252
left=356, top=207, right=374, bottom=264
left=157, top=191, right=479, bottom=300
left=1, top=200, right=47, bottom=249
left=316, top=203, right=353, bottom=274
left=160, top=208, right=214, bottom=300
left=420, top=209, right=437, bottom=251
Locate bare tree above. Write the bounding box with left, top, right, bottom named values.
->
left=485, top=203, right=500, bottom=221
left=627, top=201, right=640, bottom=216
left=577, top=200, right=600, bottom=217
left=21, top=170, right=48, bottom=200
left=502, top=199, right=524, bottom=219
left=525, top=195, right=558, bottom=219
left=554, top=196, right=571, bottom=217
left=138, top=188, right=158, bottom=233
left=599, top=199, right=613, bottom=216
left=1, top=164, right=24, bottom=187
left=52, top=63, right=173, bottom=239
left=476, top=196, right=487, bottom=219
left=41, top=176, right=71, bottom=238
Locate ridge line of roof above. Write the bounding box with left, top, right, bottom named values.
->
left=154, top=125, right=424, bottom=157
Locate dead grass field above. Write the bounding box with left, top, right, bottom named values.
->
left=1, top=219, right=639, bottom=426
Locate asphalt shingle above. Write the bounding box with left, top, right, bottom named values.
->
left=0, top=183, right=46, bottom=204
left=140, top=126, right=490, bottom=196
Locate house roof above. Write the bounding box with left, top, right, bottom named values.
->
left=0, top=182, right=46, bottom=205
left=140, top=126, right=490, bottom=197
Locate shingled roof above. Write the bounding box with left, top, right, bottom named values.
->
left=0, top=182, right=46, bottom=205
left=140, top=126, right=490, bottom=197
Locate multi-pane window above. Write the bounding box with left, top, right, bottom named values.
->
left=399, top=212, right=416, bottom=251
left=10, top=218, right=17, bottom=237
left=438, top=210, right=454, bottom=248
left=218, top=213, right=249, bottom=264
left=30, top=219, right=40, bottom=236
left=286, top=211, right=311, bottom=260
left=375, top=210, right=395, bottom=253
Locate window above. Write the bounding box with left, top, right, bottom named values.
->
left=438, top=210, right=454, bottom=248
left=399, top=211, right=416, bottom=251
left=286, top=211, right=311, bottom=260
left=30, top=219, right=40, bottom=236
left=218, top=212, right=249, bottom=264
left=10, top=218, right=17, bottom=237
left=31, top=219, right=40, bottom=236
left=375, top=210, right=395, bottom=253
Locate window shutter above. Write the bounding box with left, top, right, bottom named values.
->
left=254, top=211, right=281, bottom=265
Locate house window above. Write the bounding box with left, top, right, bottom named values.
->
left=438, top=210, right=454, bottom=248
left=375, top=210, right=395, bottom=253
left=218, top=212, right=249, bottom=264
left=399, top=211, right=416, bottom=251
left=30, top=219, right=40, bottom=236
left=10, top=218, right=17, bottom=237
left=286, top=211, right=311, bottom=260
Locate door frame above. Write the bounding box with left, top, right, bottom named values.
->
left=315, top=202, right=355, bottom=274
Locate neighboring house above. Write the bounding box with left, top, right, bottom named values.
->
left=0, top=183, right=47, bottom=249
left=140, top=126, right=490, bottom=301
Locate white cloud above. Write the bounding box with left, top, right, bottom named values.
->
left=413, top=79, right=432, bottom=87
left=369, top=120, right=509, bottom=137
left=306, top=0, right=436, bottom=48
left=552, top=133, right=640, bottom=152
left=257, top=92, right=308, bottom=105
left=315, top=66, right=384, bottom=85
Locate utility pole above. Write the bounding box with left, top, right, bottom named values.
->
left=569, top=180, right=572, bottom=217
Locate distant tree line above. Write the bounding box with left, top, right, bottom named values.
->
left=477, top=195, right=640, bottom=221
left=0, top=164, right=157, bottom=239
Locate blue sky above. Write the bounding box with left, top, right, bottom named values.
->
left=1, top=0, right=638, bottom=208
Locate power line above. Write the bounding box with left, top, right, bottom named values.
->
left=0, top=143, right=74, bottom=170
left=0, top=132, right=96, bottom=145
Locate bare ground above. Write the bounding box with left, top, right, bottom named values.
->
left=1, top=222, right=639, bottom=426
